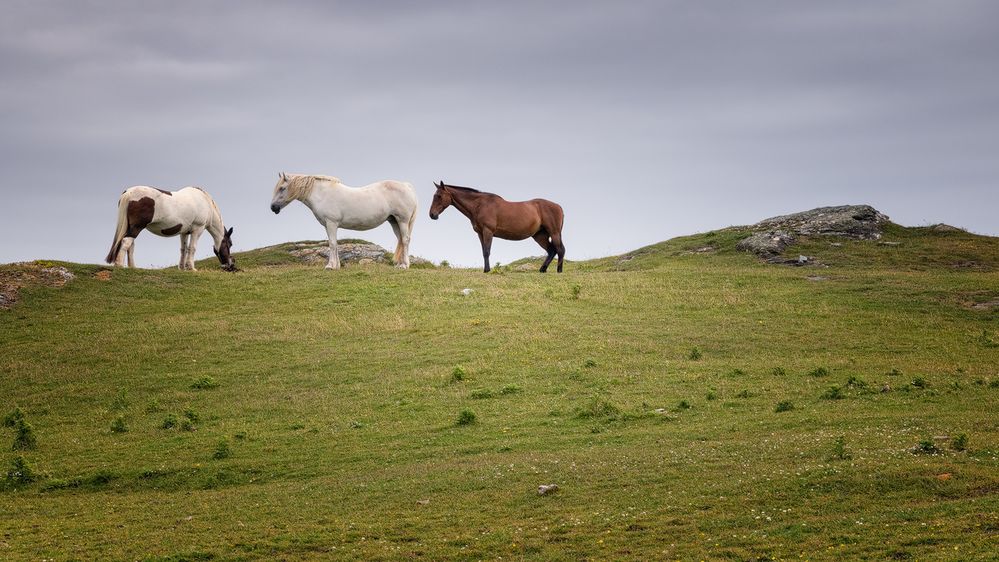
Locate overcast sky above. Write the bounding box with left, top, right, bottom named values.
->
left=1, top=1, right=996, bottom=268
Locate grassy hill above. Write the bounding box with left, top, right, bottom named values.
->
left=1, top=223, right=998, bottom=560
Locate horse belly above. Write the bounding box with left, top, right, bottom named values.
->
left=495, top=208, right=542, bottom=240
left=146, top=219, right=186, bottom=237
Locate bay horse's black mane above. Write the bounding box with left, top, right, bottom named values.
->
left=442, top=182, right=492, bottom=196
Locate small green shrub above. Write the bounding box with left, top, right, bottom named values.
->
left=349, top=420, right=364, bottom=429
left=183, top=409, right=200, bottom=423
left=846, top=376, right=867, bottom=388
left=12, top=420, right=37, bottom=450
left=688, top=347, right=702, bottom=361
left=775, top=400, right=794, bottom=413
left=570, top=284, right=582, bottom=299
left=952, top=433, right=968, bottom=451
left=911, top=377, right=928, bottom=389
left=706, top=390, right=717, bottom=401
left=832, top=436, right=851, bottom=460
left=439, top=260, right=450, bottom=268
left=5, top=455, right=36, bottom=485
left=574, top=398, right=620, bottom=419
left=676, top=400, right=691, bottom=411
left=808, top=367, right=830, bottom=377
left=161, top=413, right=179, bottom=429
left=989, top=379, right=999, bottom=389
left=583, top=358, right=597, bottom=368
left=450, top=366, right=467, bottom=383
left=456, top=409, right=477, bottom=426
left=145, top=399, right=163, bottom=413
left=190, top=376, right=219, bottom=390
left=110, top=415, right=128, bottom=434
left=977, top=329, right=998, bottom=348
left=912, top=438, right=940, bottom=455
left=212, top=439, right=231, bottom=460
left=820, top=385, right=844, bottom=400
left=180, top=419, right=195, bottom=432
left=2, top=407, right=25, bottom=428
left=500, top=384, right=522, bottom=395
left=110, top=390, right=128, bottom=411
left=771, top=367, right=787, bottom=376
left=470, top=389, right=494, bottom=400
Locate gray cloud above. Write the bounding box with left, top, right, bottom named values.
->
left=2, top=1, right=996, bottom=267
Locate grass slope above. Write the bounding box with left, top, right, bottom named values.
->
left=2, top=226, right=998, bottom=561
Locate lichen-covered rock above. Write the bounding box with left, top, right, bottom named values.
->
left=738, top=205, right=889, bottom=258
left=754, top=205, right=889, bottom=240
left=0, top=263, right=75, bottom=309
left=287, top=241, right=431, bottom=267
left=735, top=230, right=796, bottom=256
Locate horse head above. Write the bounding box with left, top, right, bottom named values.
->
left=214, top=226, right=237, bottom=271
left=271, top=172, right=291, bottom=214
left=429, top=181, right=452, bottom=220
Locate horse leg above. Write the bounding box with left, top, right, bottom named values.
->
left=179, top=233, right=190, bottom=270
left=479, top=230, right=493, bottom=273
left=552, top=232, right=566, bottom=273
left=118, top=237, right=134, bottom=268
left=188, top=226, right=205, bottom=271
left=533, top=231, right=556, bottom=273
left=325, top=222, right=340, bottom=269
left=394, top=214, right=413, bottom=269
left=388, top=217, right=405, bottom=266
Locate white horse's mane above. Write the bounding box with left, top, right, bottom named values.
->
left=285, top=174, right=341, bottom=200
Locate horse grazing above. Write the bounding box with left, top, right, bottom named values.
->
left=429, top=181, right=565, bottom=273
left=105, top=186, right=235, bottom=271
left=270, top=173, right=418, bottom=269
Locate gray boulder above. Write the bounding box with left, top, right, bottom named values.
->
left=754, top=205, right=889, bottom=240
left=739, top=205, right=889, bottom=257
left=288, top=241, right=431, bottom=267
left=735, top=230, right=796, bottom=256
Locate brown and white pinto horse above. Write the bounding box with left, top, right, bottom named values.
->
left=105, top=186, right=235, bottom=271
left=429, top=181, right=565, bottom=273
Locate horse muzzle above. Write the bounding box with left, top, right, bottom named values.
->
left=271, top=204, right=281, bottom=214
left=429, top=212, right=439, bottom=220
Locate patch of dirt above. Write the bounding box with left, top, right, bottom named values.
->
left=971, top=299, right=999, bottom=311
left=952, top=261, right=990, bottom=271
left=94, top=270, right=113, bottom=281
left=0, top=262, right=75, bottom=309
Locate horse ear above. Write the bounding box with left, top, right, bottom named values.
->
left=226, top=227, right=234, bottom=236
left=279, top=172, right=287, bottom=181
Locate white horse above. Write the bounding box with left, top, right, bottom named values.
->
left=106, top=186, right=235, bottom=271
left=270, top=173, right=418, bottom=269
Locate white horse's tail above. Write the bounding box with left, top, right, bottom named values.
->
left=105, top=192, right=129, bottom=263
left=394, top=188, right=418, bottom=264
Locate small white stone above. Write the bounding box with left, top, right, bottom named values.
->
left=461, top=288, right=473, bottom=296
left=538, top=484, right=559, bottom=495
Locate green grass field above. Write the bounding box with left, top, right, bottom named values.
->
left=2, top=224, right=998, bottom=561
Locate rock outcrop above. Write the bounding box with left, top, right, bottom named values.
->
left=738, top=205, right=890, bottom=258
left=287, top=241, right=431, bottom=267
left=0, top=263, right=75, bottom=309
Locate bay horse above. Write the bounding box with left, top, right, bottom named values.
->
left=429, top=181, right=565, bottom=273
left=270, top=172, right=418, bottom=269
left=105, top=186, right=235, bottom=271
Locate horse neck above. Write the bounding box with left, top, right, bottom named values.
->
left=299, top=178, right=339, bottom=211
left=449, top=189, right=486, bottom=220
left=203, top=196, right=225, bottom=250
